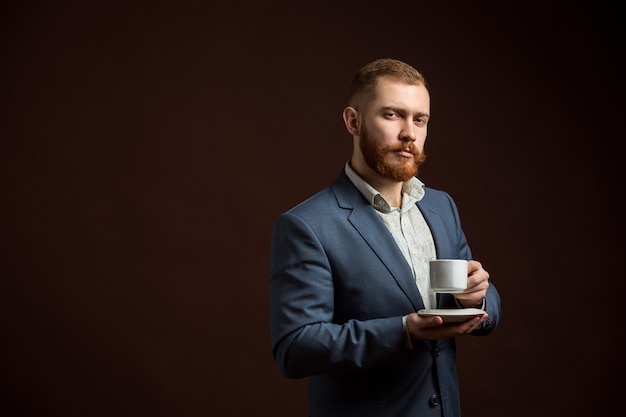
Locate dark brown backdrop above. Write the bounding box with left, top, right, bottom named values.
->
left=2, top=1, right=624, bottom=416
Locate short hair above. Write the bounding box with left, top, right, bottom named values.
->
left=348, top=58, right=428, bottom=108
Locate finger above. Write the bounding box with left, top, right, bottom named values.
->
left=422, top=315, right=444, bottom=329
left=468, top=259, right=482, bottom=272
left=461, top=316, right=484, bottom=333
left=468, top=261, right=489, bottom=281
left=466, top=277, right=489, bottom=293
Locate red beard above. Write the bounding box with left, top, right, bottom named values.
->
left=359, top=124, right=426, bottom=182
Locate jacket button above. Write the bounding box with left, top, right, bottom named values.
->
left=429, top=394, right=440, bottom=407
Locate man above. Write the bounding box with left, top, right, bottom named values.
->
left=269, top=58, right=501, bottom=417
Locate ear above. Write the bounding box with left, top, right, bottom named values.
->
left=342, top=107, right=360, bottom=136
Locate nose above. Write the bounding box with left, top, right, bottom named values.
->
left=400, top=119, right=416, bottom=142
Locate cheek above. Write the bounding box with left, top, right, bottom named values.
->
left=416, top=129, right=428, bottom=147
left=373, top=125, right=397, bottom=144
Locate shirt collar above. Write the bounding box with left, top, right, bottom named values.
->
left=344, top=161, right=425, bottom=213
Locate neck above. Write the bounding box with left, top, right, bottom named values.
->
left=374, top=180, right=404, bottom=208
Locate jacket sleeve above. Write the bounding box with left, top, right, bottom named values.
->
left=269, top=212, right=409, bottom=379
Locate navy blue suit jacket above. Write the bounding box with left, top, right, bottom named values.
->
left=269, top=170, right=501, bottom=417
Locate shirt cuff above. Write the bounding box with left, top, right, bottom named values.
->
left=402, top=315, right=414, bottom=350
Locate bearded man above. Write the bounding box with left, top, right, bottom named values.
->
left=269, top=58, right=501, bottom=417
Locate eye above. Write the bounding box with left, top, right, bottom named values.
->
left=414, top=116, right=429, bottom=126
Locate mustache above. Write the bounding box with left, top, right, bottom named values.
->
left=386, top=144, right=418, bottom=154
left=384, top=143, right=427, bottom=165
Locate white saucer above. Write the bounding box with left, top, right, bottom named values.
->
left=417, top=308, right=486, bottom=322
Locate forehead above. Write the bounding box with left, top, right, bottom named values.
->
left=368, top=77, right=430, bottom=113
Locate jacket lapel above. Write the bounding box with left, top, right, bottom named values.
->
left=332, top=171, right=425, bottom=311
left=416, top=197, right=455, bottom=260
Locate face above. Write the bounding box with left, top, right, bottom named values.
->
left=352, top=78, right=430, bottom=182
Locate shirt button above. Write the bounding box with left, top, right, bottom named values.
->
left=429, top=394, right=440, bottom=407
left=434, top=347, right=441, bottom=357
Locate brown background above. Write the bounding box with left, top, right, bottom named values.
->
left=1, top=1, right=624, bottom=416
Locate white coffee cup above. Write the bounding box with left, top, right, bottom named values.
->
left=429, top=259, right=468, bottom=293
